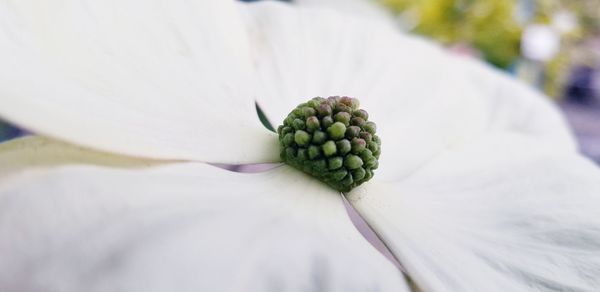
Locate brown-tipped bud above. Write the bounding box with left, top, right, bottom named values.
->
left=351, top=117, right=366, bottom=127
left=345, top=126, right=361, bottom=139
left=353, top=109, right=368, bottom=120
left=306, top=116, right=320, bottom=132
left=318, top=103, right=333, bottom=117
left=351, top=138, right=366, bottom=154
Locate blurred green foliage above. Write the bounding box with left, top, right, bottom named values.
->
left=382, top=0, right=522, bottom=68
left=381, top=0, right=600, bottom=98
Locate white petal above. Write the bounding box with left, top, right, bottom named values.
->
left=243, top=2, right=574, bottom=177
left=348, top=134, right=600, bottom=291
left=0, top=136, right=161, bottom=180
left=374, top=57, right=576, bottom=180
left=0, top=162, right=410, bottom=291
left=293, top=0, right=395, bottom=23
left=0, top=0, right=278, bottom=164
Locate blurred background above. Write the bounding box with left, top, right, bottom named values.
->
left=380, top=0, right=600, bottom=162
left=2, top=0, right=599, bottom=161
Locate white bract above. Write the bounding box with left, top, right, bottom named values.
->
left=0, top=0, right=599, bottom=291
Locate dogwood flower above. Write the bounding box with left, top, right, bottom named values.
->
left=1, top=0, right=600, bottom=291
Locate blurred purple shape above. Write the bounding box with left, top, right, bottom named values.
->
left=565, top=66, right=597, bottom=105
left=211, top=163, right=282, bottom=173
left=0, top=120, right=23, bottom=142
left=560, top=102, right=600, bottom=163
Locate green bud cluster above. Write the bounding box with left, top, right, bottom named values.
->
left=277, top=96, right=381, bottom=192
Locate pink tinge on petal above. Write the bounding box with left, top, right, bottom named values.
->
left=342, top=195, right=407, bottom=274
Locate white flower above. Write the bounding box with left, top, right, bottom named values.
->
left=1, top=0, right=599, bottom=291
left=293, top=0, right=394, bottom=23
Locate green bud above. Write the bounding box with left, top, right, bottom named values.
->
left=366, top=159, right=379, bottom=169
left=331, top=169, right=348, bottom=181
left=322, top=116, right=334, bottom=128
left=364, top=121, right=377, bottom=134
left=328, top=157, right=343, bottom=170
left=334, top=112, right=351, bottom=126
left=294, top=130, right=310, bottom=146
left=306, top=116, right=320, bottom=132
left=335, top=103, right=350, bottom=114
left=364, top=169, right=373, bottom=180
left=302, top=160, right=312, bottom=173
left=351, top=117, right=366, bottom=127
left=372, top=150, right=380, bottom=158
left=368, top=141, right=379, bottom=154
left=285, top=147, right=296, bottom=159
left=322, top=140, right=337, bottom=157
left=345, top=126, right=361, bottom=139
left=308, top=145, right=321, bottom=160
left=318, top=103, right=333, bottom=117
left=283, top=133, right=295, bottom=147
left=313, top=159, right=327, bottom=174
left=307, top=99, right=321, bottom=109
left=293, top=118, right=305, bottom=130
left=360, top=149, right=374, bottom=162
left=293, top=107, right=303, bottom=117
left=352, top=168, right=366, bottom=181
left=297, top=148, right=308, bottom=161
left=351, top=138, right=366, bottom=154
left=344, top=155, right=363, bottom=170
left=327, top=122, right=346, bottom=140
left=373, top=135, right=381, bottom=145
left=341, top=174, right=354, bottom=186
left=285, top=115, right=296, bottom=125
left=359, top=131, right=372, bottom=142
left=312, top=130, right=327, bottom=145
left=353, top=109, right=368, bottom=120
left=336, top=139, right=351, bottom=155
left=302, top=106, right=317, bottom=119
left=281, top=126, right=293, bottom=135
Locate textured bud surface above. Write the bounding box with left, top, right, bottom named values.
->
left=277, top=97, right=381, bottom=192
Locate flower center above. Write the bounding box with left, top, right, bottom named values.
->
left=277, top=96, right=380, bottom=192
